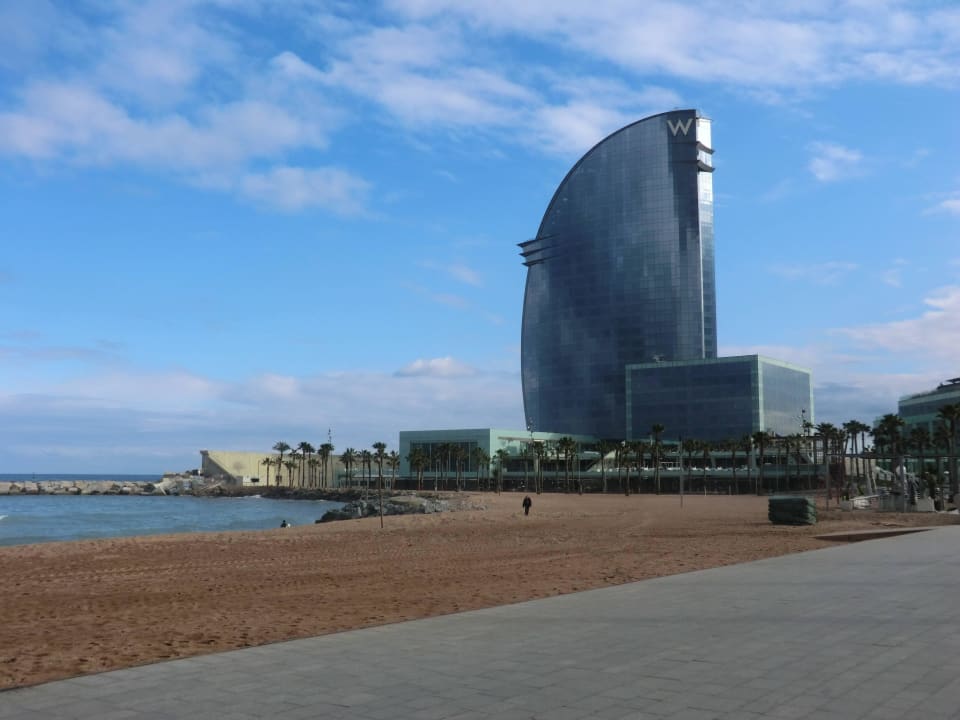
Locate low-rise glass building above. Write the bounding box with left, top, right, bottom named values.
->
left=398, top=428, right=596, bottom=477
left=625, top=355, right=813, bottom=442
left=899, top=378, right=960, bottom=433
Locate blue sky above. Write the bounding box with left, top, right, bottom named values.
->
left=1, top=0, right=958, bottom=473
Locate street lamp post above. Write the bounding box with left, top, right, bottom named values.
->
left=525, top=420, right=533, bottom=493
left=617, top=440, right=630, bottom=495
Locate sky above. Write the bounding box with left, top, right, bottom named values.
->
left=1, top=0, right=958, bottom=474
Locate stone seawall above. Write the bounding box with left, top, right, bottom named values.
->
left=0, top=479, right=177, bottom=496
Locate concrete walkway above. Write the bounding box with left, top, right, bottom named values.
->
left=4, top=527, right=960, bottom=719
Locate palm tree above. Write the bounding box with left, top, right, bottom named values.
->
left=934, top=423, right=952, bottom=499
left=700, top=439, right=711, bottom=491
left=260, top=457, right=274, bottom=487
left=372, top=442, right=387, bottom=490
left=683, top=438, right=698, bottom=493
left=841, top=420, right=866, bottom=493
left=453, top=444, right=468, bottom=491
left=494, top=448, right=509, bottom=494
left=937, top=403, right=960, bottom=501
left=875, top=414, right=906, bottom=500
left=317, top=443, right=334, bottom=489
left=626, top=441, right=641, bottom=494
left=556, top=436, right=575, bottom=493
left=302, top=442, right=317, bottom=486
left=751, top=431, right=772, bottom=495
left=596, top=440, right=611, bottom=493
left=360, top=449, right=373, bottom=498
left=740, top=435, right=753, bottom=495
left=407, top=447, right=428, bottom=491
left=791, top=433, right=804, bottom=491
left=552, top=441, right=564, bottom=493
left=842, top=421, right=861, bottom=492
left=814, top=423, right=839, bottom=499
left=430, top=444, right=445, bottom=492
left=908, top=426, right=930, bottom=487
left=727, top=439, right=739, bottom=493
left=282, top=459, right=296, bottom=487
left=471, top=447, right=490, bottom=491
left=372, top=441, right=387, bottom=526
left=539, top=441, right=552, bottom=494
left=433, top=442, right=451, bottom=491
left=387, top=450, right=400, bottom=490
left=651, top=424, right=665, bottom=494
left=272, top=442, right=291, bottom=488
left=340, top=448, right=357, bottom=490
left=372, top=441, right=387, bottom=508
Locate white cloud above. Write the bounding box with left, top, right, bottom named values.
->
left=718, top=341, right=950, bottom=426
left=880, top=259, right=908, bottom=288
left=0, top=363, right=524, bottom=471
left=6, top=291, right=959, bottom=472
left=0, top=83, right=330, bottom=169
left=238, top=166, right=370, bottom=214
left=834, top=285, right=960, bottom=361
left=807, top=142, right=864, bottom=182
left=932, top=195, right=960, bottom=215
left=394, top=356, right=477, bottom=377
left=447, top=263, right=483, bottom=287
left=3, top=1, right=956, bottom=215
left=417, top=261, right=484, bottom=287
left=386, top=0, right=960, bottom=88
left=768, top=260, right=859, bottom=285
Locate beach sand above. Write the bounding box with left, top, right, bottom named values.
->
left=0, top=493, right=954, bottom=690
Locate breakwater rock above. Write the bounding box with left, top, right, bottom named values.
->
left=318, top=495, right=452, bottom=522
left=0, top=478, right=182, bottom=496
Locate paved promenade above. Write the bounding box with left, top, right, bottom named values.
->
left=4, top=527, right=960, bottom=719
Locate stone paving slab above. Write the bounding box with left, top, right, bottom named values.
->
left=4, top=527, right=960, bottom=719
left=813, top=526, right=938, bottom=542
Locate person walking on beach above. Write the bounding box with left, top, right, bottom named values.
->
left=522, top=496, right=532, bottom=516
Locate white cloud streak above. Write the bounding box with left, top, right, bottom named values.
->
left=4, top=0, right=956, bottom=207
left=834, top=285, right=960, bottom=360
left=768, top=260, right=859, bottom=285
left=807, top=142, right=864, bottom=182
left=386, top=0, right=960, bottom=87
left=0, top=361, right=523, bottom=472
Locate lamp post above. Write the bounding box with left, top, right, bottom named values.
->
left=525, top=420, right=533, bottom=493
left=679, top=436, right=684, bottom=507
left=617, top=440, right=630, bottom=495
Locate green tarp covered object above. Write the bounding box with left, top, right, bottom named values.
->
left=768, top=496, right=817, bottom=526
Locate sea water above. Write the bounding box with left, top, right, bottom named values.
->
left=0, top=478, right=344, bottom=546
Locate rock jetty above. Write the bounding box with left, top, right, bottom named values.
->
left=0, top=476, right=184, bottom=496
left=318, top=495, right=456, bottom=522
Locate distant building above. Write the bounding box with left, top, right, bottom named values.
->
left=899, top=378, right=960, bottom=434
left=521, top=109, right=716, bottom=439
left=626, top=356, right=814, bottom=442
left=518, top=109, right=811, bottom=441
left=398, top=428, right=596, bottom=477
left=200, top=449, right=343, bottom=488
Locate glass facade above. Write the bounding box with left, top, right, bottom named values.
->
left=398, top=428, right=596, bottom=476
left=521, top=109, right=716, bottom=438
left=899, top=380, right=960, bottom=434
left=625, top=356, right=813, bottom=442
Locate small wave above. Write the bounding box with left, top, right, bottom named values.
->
left=241, top=494, right=262, bottom=499
left=0, top=515, right=7, bottom=521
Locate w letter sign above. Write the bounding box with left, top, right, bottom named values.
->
left=667, top=118, right=693, bottom=137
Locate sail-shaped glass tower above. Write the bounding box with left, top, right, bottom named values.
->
left=520, top=109, right=717, bottom=438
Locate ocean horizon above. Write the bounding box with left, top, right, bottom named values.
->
left=0, top=491, right=344, bottom=547
left=0, top=473, right=160, bottom=483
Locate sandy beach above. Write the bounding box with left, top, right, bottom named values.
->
left=1, top=493, right=954, bottom=690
